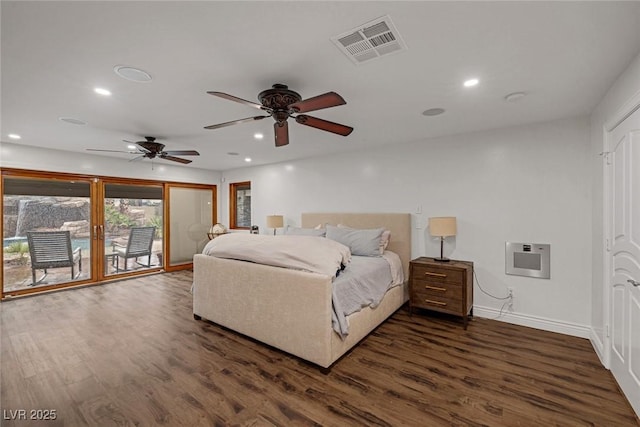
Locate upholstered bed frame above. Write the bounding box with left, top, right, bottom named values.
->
left=192, top=213, right=411, bottom=368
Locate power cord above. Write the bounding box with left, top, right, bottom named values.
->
left=473, top=270, right=513, bottom=320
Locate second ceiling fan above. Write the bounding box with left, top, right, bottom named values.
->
left=204, top=84, right=354, bottom=147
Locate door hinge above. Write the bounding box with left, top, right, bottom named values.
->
left=606, top=324, right=610, bottom=338
left=605, top=238, right=611, bottom=252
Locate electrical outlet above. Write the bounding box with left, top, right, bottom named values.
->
left=507, top=287, right=514, bottom=311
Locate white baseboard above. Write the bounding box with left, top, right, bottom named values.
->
left=473, top=305, right=591, bottom=339
left=589, top=327, right=609, bottom=368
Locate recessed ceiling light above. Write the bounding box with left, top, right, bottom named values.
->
left=59, top=117, right=87, bottom=125
left=463, top=78, right=479, bottom=88
left=8, top=133, right=21, bottom=140
left=227, top=152, right=239, bottom=156
left=422, top=108, right=446, bottom=116
left=244, top=157, right=252, bottom=162
left=94, top=87, right=111, bottom=96
left=114, top=65, right=152, bottom=83
left=254, top=133, right=264, bottom=140
left=504, top=92, right=527, bottom=102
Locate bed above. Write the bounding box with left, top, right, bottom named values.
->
left=192, top=212, right=411, bottom=369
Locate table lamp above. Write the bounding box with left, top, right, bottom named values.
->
left=429, top=217, right=457, bottom=262
left=266, top=215, right=284, bottom=235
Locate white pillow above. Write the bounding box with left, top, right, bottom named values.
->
left=285, top=226, right=326, bottom=237
left=326, top=224, right=384, bottom=257
left=338, top=224, right=390, bottom=254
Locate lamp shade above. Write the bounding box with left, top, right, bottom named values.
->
left=429, top=217, right=457, bottom=237
left=266, top=215, right=284, bottom=229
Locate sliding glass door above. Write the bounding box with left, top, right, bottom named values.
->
left=2, top=174, right=93, bottom=293
left=102, top=182, right=164, bottom=277
left=166, top=185, right=214, bottom=268
left=2, top=169, right=216, bottom=297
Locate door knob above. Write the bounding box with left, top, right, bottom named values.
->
left=627, top=279, right=640, bottom=287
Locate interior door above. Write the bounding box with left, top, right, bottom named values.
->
left=609, top=106, right=640, bottom=417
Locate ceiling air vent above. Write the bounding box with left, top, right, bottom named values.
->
left=331, top=15, right=407, bottom=65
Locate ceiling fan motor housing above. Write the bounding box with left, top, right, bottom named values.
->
left=258, top=84, right=302, bottom=112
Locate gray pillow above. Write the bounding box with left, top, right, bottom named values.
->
left=325, top=224, right=384, bottom=257
left=285, top=226, right=326, bottom=237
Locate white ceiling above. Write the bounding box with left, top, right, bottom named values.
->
left=3, top=1, right=640, bottom=171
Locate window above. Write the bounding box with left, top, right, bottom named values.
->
left=230, top=181, right=251, bottom=229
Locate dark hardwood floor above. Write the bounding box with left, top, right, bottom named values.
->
left=1, top=271, right=637, bottom=426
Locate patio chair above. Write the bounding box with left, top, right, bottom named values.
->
left=27, top=231, right=82, bottom=285
left=112, top=226, right=156, bottom=272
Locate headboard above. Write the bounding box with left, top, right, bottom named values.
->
left=301, top=212, right=412, bottom=280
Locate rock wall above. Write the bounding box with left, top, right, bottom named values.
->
left=8, top=197, right=90, bottom=237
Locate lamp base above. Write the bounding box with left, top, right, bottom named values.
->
left=433, top=257, right=451, bottom=262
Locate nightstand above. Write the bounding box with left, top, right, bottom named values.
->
left=409, top=257, right=474, bottom=329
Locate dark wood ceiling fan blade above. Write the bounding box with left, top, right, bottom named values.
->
left=289, top=92, right=346, bottom=113
left=204, top=115, right=269, bottom=130
left=161, top=155, right=192, bottom=164
left=295, top=115, right=354, bottom=136
left=163, top=150, right=200, bottom=156
left=274, top=121, right=289, bottom=147
left=207, top=91, right=265, bottom=110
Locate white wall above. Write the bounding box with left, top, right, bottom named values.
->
left=589, top=51, right=640, bottom=362
left=0, top=142, right=221, bottom=185
left=220, top=116, right=592, bottom=335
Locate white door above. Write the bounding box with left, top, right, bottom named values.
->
left=609, top=106, right=640, bottom=417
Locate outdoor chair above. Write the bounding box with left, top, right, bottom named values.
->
left=112, top=226, right=156, bottom=272
left=27, top=231, right=82, bottom=286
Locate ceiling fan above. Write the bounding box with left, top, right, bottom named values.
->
left=87, top=136, right=200, bottom=164
left=204, top=83, right=354, bottom=147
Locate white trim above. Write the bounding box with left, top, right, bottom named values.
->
left=604, top=88, right=640, bottom=132
left=473, top=305, right=590, bottom=338
left=590, top=326, right=607, bottom=366
left=601, top=123, right=612, bottom=369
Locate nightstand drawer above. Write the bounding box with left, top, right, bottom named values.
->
left=412, top=280, right=463, bottom=300
left=411, top=265, right=464, bottom=284
left=413, top=294, right=462, bottom=313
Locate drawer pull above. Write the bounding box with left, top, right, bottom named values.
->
left=424, top=272, right=447, bottom=278
left=425, top=285, right=446, bottom=292
left=425, top=299, right=447, bottom=306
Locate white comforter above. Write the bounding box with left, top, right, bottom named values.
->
left=202, top=233, right=351, bottom=278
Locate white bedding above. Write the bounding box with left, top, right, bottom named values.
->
left=331, top=250, right=404, bottom=337
left=202, top=233, right=351, bottom=278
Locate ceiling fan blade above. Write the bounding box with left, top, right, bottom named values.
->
left=295, top=115, right=354, bottom=136
left=129, top=155, right=146, bottom=162
left=207, top=91, right=265, bottom=110
left=204, top=115, right=269, bottom=130
left=161, top=155, right=192, bottom=164
left=87, top=149, right=138, bottom=153
left=163, top=150, right=200, bottom=156
left=289, top=92, right=346, bottom=114
left=274, top=121, right=289, bottom=147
